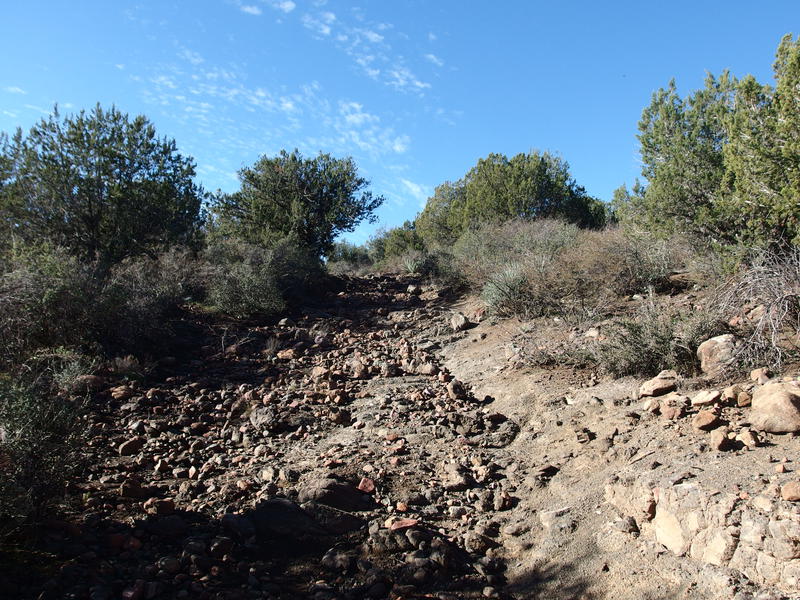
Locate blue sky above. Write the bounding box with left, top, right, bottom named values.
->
left=1, top=1, right=797, bottom=243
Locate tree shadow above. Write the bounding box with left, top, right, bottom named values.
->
left=506, top=551, right=683, bottom=600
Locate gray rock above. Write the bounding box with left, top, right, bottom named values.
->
left=697, top=334, right=737, bottom=376
left=450, top=313, right=470, bottom=332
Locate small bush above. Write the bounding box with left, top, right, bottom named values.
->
left=592, top=296, right=726, bottom=377
left=98, top=248, right=201, bottom=354
left=0, top=237, right=328, bottom=364
left=0, top=244, right=201, bottom=368
left=481, top=264, right=532, bottom=317
left=453, top=219, right=580, bottom=286
left=205, top=237, right=323, bottom=318
left=0, top=244, right=99, bottom=368
left=0, top=379, right=84, bottom=537
left=447, top=220, right=686, bottom=323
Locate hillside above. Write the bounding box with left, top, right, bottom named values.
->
left=3, top=273, right=799, bottom=600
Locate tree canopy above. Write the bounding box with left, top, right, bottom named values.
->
left=0, top=104, right=205, bottom=263
left=212, top=150, right=384, bottom=257
left=619, top=34, right=800, bottom=248
left=415, top=151, right=604, bottom=249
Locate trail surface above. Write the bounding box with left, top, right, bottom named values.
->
left=4, top=274, right=789, bottom=599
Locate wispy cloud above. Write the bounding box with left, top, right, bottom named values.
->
left=295, top=8, right=431, bottom=95
left=387, top=66, right=430, bottom=91
left=136, top=57, right=411, bottom=174
left=268, top=0, right=296, bottom=13
left=400, top=178, right=430, bottom=207
left=240, top=4, right=262, bottom=16
left=23, top=104, right=49, bottom=115
left=4, top=86, right=27, bottom=95
left=358, top=28, right=383, bottom=43
left=302, top=11, right=336, bottom=36
left=178, top=47, right=204, bottom=65
left=424, top=53, right=444, bottom=67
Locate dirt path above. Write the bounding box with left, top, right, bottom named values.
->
left=2, top=274, right=788, bottom=599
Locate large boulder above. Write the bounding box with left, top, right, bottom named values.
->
left=696, top=334, right=737, bottom=376
left=750, top=382, right=800, bottom=433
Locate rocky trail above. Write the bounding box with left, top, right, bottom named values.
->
left=6, top=274, right=800, bottom=600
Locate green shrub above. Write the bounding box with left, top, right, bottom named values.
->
left=205, top=237, right=323, bottom=318
left=0, top=379, right=84, bottom=537
left=0, top=244, right=99, bottom=367
left=0, top=243, right=201, bottom=368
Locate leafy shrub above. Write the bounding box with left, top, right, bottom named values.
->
left=367, top=222, right=425, bottom=265
left=0, top=244, right=201, bottom=368
left=591, top=297, right=726, bottom=377
left=205, top=237, right=323, bottom=318
left=0, top=244, right=99, bottom=367
left=0, top=379, right=84, bottom=537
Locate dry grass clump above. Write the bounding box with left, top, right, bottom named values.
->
left=452, top=220, right=685, bottom=323
left=590, top=296, right=727, bottom=377
left=717, top=248, right=800, bottom=370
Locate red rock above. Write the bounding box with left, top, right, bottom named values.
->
left=387, top=518, right=419, bottom=531
left=357, top=477, right=375, bottom=494
left=692, top=410, right=720, bottom=431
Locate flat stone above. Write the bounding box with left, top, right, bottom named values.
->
left=691, top=389, right=721, bottom=407
left=298, top=477, right=376, bottom=511
left=639, top=370, right=678, bottom=397
left=781, top=482, right=800, bottom=502
left=692, top=410, right=720, bottom=431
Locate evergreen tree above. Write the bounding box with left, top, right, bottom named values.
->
left=0, top=105, right=204, bottom=263
left=722, top=34, right=800, bottom=245
left=212, top=150, right=383, bottom=257
left=635, top=73, right=736, bottom=238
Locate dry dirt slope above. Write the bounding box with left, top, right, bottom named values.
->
left=2, top=273, right=798, bottom=599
